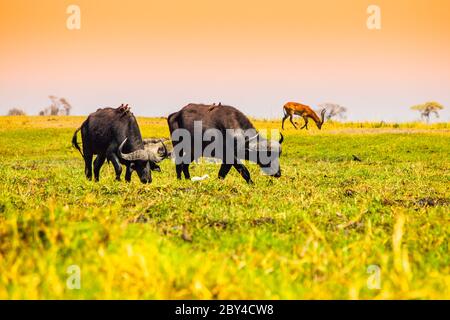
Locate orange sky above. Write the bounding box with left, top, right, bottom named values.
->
left=1, top=0, right=449, bottom=120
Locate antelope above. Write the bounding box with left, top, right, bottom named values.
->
left=281, top=102, right=326, bottom=130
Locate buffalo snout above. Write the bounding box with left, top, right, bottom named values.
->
left=273, top=170, right=281, bottom=178
left=140, top=177, right=151, bottom=184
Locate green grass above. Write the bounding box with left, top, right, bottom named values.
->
left=0, top=116, right=449, bottom=299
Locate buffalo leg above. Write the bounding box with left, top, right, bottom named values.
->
left=289, top=115, right=298, bottom=129
left=233, top=160, right=253, bottom=184
left=125, top=165, right=132, bottom=182
left=182, top=164, right=191, bottom=180
left=108, top=153, right=123, bottom=181
left=176, top=164, right=183, bottom=179
left=93, top=154, right=106, bottom=182
left=218, top=163, right=232, bottom=179
left=83, top=153, right=93, bottom=180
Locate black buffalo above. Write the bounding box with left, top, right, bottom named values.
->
left=167, top=103, right=283, bottom=184
left=72, top=105, right=169, bottom=183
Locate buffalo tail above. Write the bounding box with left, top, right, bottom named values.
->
left=72, top=127, right=83, bottom=157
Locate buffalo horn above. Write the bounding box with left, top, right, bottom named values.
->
left=118, top=138, right=148, bottom=161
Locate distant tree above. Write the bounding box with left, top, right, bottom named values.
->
left=59, top=98, right=72, bottom=115
left=39, top=96, right=73, bottom=115
left=411, top=101, right=444, bottom=123
left=7, top=108, right=27, bottom=116
left=318, top=103, right=347, bottom=120
left=48, top=95, right=61, bottom=115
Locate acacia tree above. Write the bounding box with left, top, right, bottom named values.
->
left=318, top=103, right=347, bottom=120
left=39, top=96, right=73, bottom=115
left=411, top=101, right=444, bottom=123
left=7, top=108, right=26, bottom=116
left=59, top=98, right=72, bottom=115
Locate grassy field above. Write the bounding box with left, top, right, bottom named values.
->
left=0, top=116, right=449, bottom=299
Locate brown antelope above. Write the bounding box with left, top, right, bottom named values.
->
left=281, top=102, right=326, bottom=130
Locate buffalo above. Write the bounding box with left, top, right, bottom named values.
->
left=72, top=105, right=169, bottom=183
left=168, top=103, right=283, bottom=184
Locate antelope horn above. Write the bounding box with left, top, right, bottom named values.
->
left=118, top=138, right=148, bottom=161
left=320, top=109, right=327, bottom=124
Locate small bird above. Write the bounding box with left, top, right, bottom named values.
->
left=182, top=224, right=192, bottom=242
left=117, top=103, right=130, bottom=115
left=191, top=174, right=209, bottom=182
left=352, top=155, right=362, bottom=162
left=208, top=102, right=222, bottom=112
